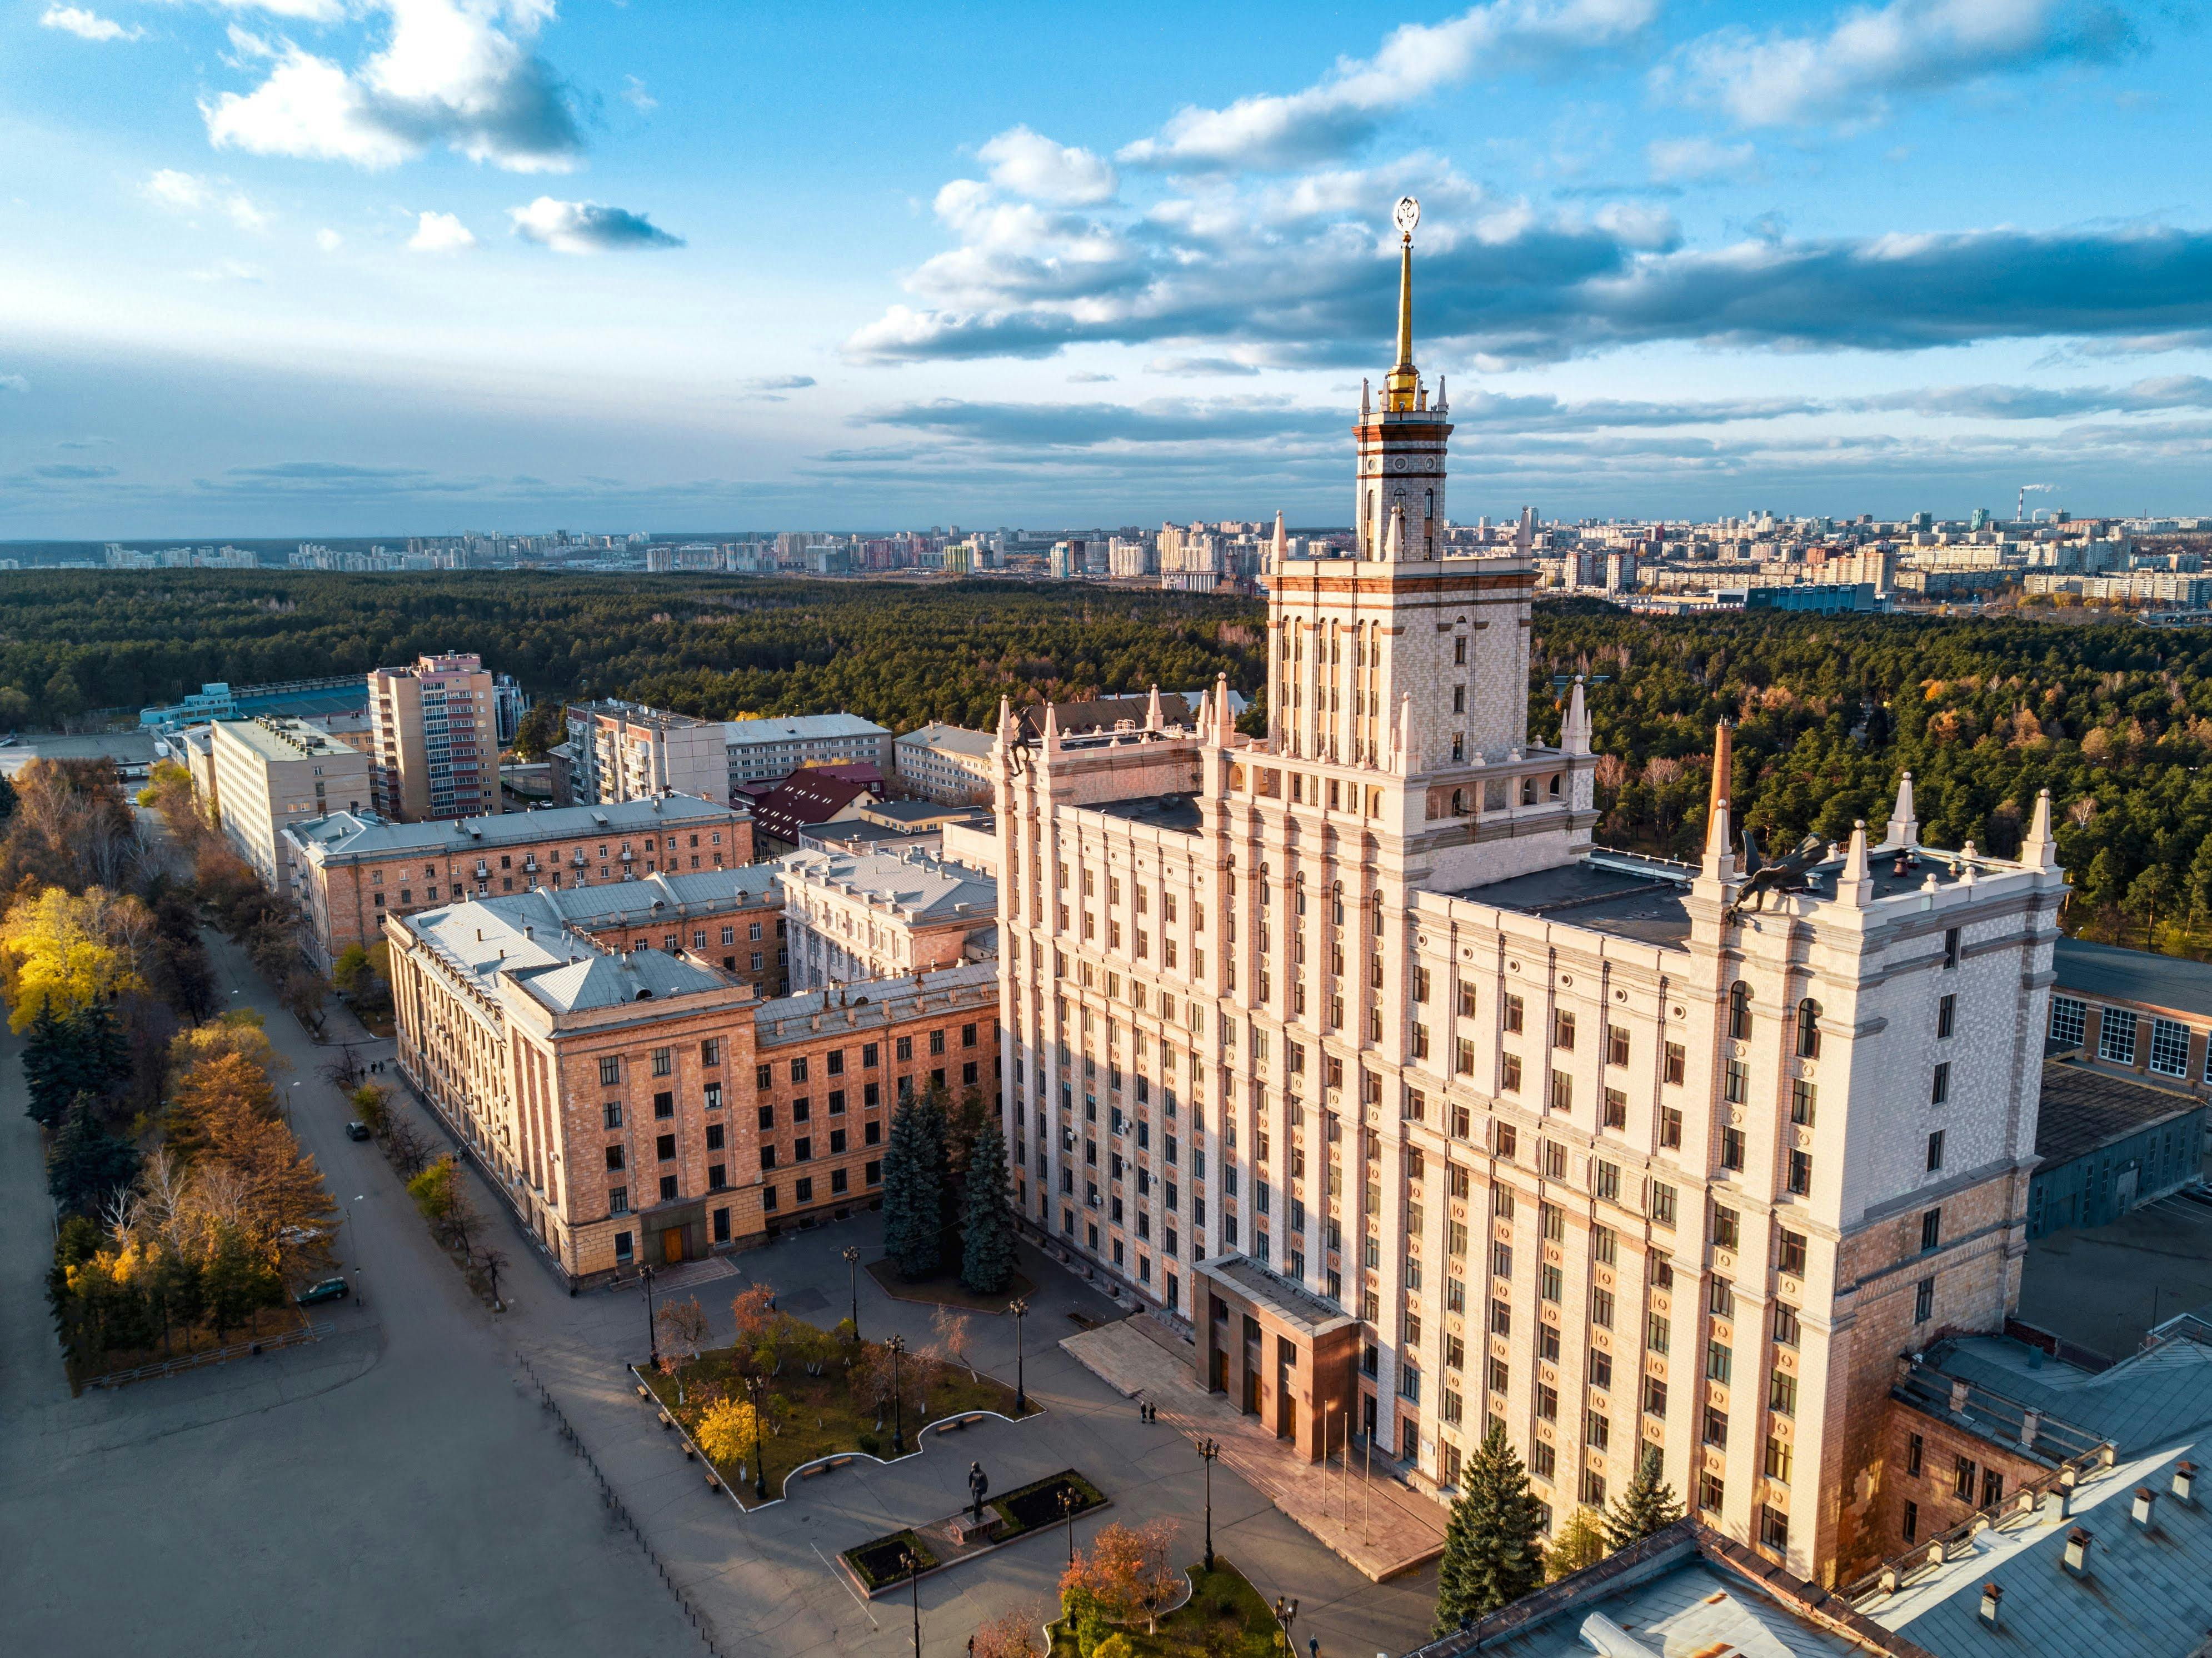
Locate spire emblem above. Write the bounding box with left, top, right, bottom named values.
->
left=1385, top=196, right=1420, bottom=410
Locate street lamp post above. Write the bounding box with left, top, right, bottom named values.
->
left=746, top=1374, right=769, bottom=1501
left=901, top=1549, right=921, bottom=1657
left=1008, top=1297, right=1028, bottom=1414
left=843, top=1245, right=861, bottom=1340
left=887, top=1334, right=906, bottom=1455
left=643, top=1264, right=659, bottom=1365
left=1060, top=1487, right=1078, bottom=1564
left=1196, top=1436, right=1220, bottom=1571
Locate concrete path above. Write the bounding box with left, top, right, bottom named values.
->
left=3, top=917, right=1441, bottom=1656
left=1061, top=1319, right=1450, bottom=1581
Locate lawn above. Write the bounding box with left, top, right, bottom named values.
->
left=636, top=1314, right=1033, bottom=1509
left=1049, top=1560, right=1285, bottom=1657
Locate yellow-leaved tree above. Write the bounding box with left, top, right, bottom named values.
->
left=695, top=1396, right=762, bottom=1468
left=0, top=885, right=147, bottom=1031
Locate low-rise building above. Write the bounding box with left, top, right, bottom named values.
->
left=565, top=700, right=728, bottom=807
left=724, top=712, right=892, bottom=792
left=507, top=865, right=790, bottom=1001
left=2025, top=1058, right=2205, bottom=1239
left=780, top=846, right=998, bottom=988
left=284, top=793, right=751, bottom=973
left=750, top=768, right=883, bottom=856
left=387, top=892, right=998, bottom=1280
left=2050, top=937, right=2212, bottom=1093
left=895, top=721, right=998, bottom=803
left=209, top=717, right=372, bottom=896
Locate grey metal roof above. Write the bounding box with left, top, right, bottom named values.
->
left=520, top=946, right=724, bottom=1013
left=1469, top=1557, right=1875, bottom=1658
left=2054, top=937, right=2212, bottom=1019
left=401, top=897, right=731, bottom=1015
left=723, top=712, right=888, bottom=748
left=1092, top=793, right=1204, bottom=833
left=776, top=847, right=996, bottom=921
left=468, top=867, right=781, bottom=935
left=1924, top=1335, right=2212, bottom=1456
left=289, top=795, right=737, bottom=862
left=2034, top=1059, right=2202, bottom=1166
left=748, top=961, right=998, bottom=1047
left=1878, top=1441, right=2212, bottom=1658
left=895, top=721, right=996, bottom=758
left=1196, top=1254, right=1357, bottom=1337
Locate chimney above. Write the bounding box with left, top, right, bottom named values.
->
left=2175, top=1461, right=2198, bottom=1505
left=1978, top=1584, right=2001, bottom=1629
left=2132, top=1487, right=2157, bottom=1529
left=2062, top=1527, right=2092, bottom=1575
left=2020, top=1408, right=2040, bottom=1449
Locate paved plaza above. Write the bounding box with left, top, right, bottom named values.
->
left=1, top=926, right=1439, bottom=1656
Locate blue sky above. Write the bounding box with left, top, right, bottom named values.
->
left=3, top=0, right=2210, bottom=536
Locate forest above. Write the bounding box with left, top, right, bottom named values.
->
left=3, top=570, right=2210, bottom=951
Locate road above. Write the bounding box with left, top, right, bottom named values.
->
left=1, top=924, right=1439, bottom=1655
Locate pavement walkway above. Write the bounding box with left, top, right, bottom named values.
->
left=1062, top=1319, right=1450, bottom=1581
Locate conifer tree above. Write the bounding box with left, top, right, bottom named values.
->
left=22, top=1001, right=79, bottom=1128
left=46, top=1095, right=140, bottom=1216
left=880, top=1095, right=943, bottom=1279
left=1433, top=1424, right=1546, bottom=1635
left=1603, top=1444, right=1685, bottom=1552
left=1545, top=1505, right=1608, bottom=1582
left=959, top=1119, right=1016, bottom=1295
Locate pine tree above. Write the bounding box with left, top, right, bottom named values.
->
left=959, top=1119, right=1016, bottom=1295
left=1433, top=1424, right=1547, bottom=1635
left=46, top=1096, right=141, bottom=1216
left=1545, top=1506, right=1609, bottom=1582
left=1604, top=1444, right=1685, bottom=1552
left=879, top=1096, right=943, bottom=1279
left=22, top=1002, right=79, bottom=1128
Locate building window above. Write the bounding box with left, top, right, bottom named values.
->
left=1759, top=1504, right=1789, bottom=1552
left=1778, top=1229, right=1807, bottom=1276
left=1902, top=1500, right=1919, bottom=1544
left=2100, top=1008, right=2138, bottom=1065
left=1651, top=1182, right=1676, bottom=1228
left=1721, top=1126, right=1745, bottom=1171
left=1787, top=1150, right=1811, bottom=1195
left=1660, top=1107, right=1682, bottom=1150
left=2049, top=995, right=2086, bottom=1050
left=1769, top=1370, right=1797, bottom=1419
left=1712, top=1205, right=1740, bottom=1249
left=1936, top=993, right=1956, bottom=1040
left=1602, top=1088, right=1627, bottom=1131
left=1698, top=1471, right=1724, bottom=1515
left=1664, top=1042, right=1685, bottom=1086
left=1926, top=1131, right=1944, bottom=1172
left=1915, top=1277, right=1935, bottom=1323
left=1728, top=982, right=1751, bottom=1040
left=1723, top=1061, right=1747, bottom=1106
left=1790, top=1080, right=1816, bottom=1127
left=1795, top=999, right=1820, bottom=1058
left=608, top=1185, right=629, bottom=1215
left=2151, top=1017, right=2190, bottom=1078
left=598, top=1056, right=622, bottom=1087
left=1931, top=1062, right=1950, bottom=1106
left=1772, top=1304, right=1800, bottom=1350
left=1920, top=1207, right=1941, bottom=1251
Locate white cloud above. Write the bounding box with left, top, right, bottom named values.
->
left=976, top=126, right=1117, bottom=205
left=0, top=374, right=28, bottom=394
left=1663, top=0, right=2138, bottom=129
left=1120, top=0, right=1657, bottom=170
left=508, top=197, right=683, bottom=253
left=1646, top=136, right=1758, bottom=182
left=316, top=227, right=343, bottom=251
left=186, top=259, right=266, bottom=283
left=407, top=209, right=476, bottom=252
left=622, top=74, right=656, bottom=112
left=39, top=6, right=143, bottom=42
left=216, top=0, right=349, bottom=18
left=143, top=169, right=269, bottom=231
left=204, top=1, right=582, bottom=173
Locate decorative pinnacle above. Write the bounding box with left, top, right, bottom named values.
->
left=1385, top=196, right=1420, bottom=411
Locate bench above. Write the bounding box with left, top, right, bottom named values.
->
left=658, top=1411, right=674, bottom=1430
left=935, top=1412, right=987, bottom=1434
left=705, top=1472, right=722, bottom=1491
left=636, top=1383, right=651, bottom=1400
left=800, top=1455, right=857, bottom=1480
left=683, top=1445, right=696, bottom=1461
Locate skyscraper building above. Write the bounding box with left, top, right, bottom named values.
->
left=990, top=201, right=2063, bottom=1587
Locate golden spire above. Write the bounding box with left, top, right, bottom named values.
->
left=1384, top=194, right=1420, bottom=412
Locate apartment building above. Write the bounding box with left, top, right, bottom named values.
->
left=208, top=717, right=372, bottom=896
left=894, top=722, right=998, bottom=804
left=387, top=890, right=997, bottom=1278
left=781, top=846, right=998, bottom=988
left=565, top=700, right=730, bottom=807
left=283, top=793, right=751, bottom=974
left=724, top=711, right=892, bottom=791
left=367, top=652, right=501, bottom=821
left=994, top=224, right=2064, bottom=1590
left=505, top=865, right=788, bottom=1001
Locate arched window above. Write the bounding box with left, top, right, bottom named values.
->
left=1425, top=488, right=1434, bottom=520
left=1331, top=881, right=1345, bottom=925
left=1258, top=863, right=1271, bottom=905
left=1451, top=788, right=1467, bottom=817
left=1796, top=998, right=1822, bottom=1059
left=1295, top=880, right=1308, bottom=916
left=1521, top=777, right=1538, bottom=807
left=1729, top=982, right=1753, bottom=1041
left=1547, top=773, right=1562, bottom=799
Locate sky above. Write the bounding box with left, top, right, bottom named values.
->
left=3, top=0, right=2212, bottom=537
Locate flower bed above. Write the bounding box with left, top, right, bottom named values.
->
left=1048, top=1560, right=1279, bottom=1657
left=993, top=1469, right=1108, bottom=1539
left=841, top=1530, right=940, bottom=1592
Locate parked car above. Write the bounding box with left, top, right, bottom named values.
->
left=344, top=1121, right=372, bottom=1141
left=294, top=1277, right=348, bottom=1306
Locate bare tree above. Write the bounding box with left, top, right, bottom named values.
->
left=934, top=1305, right=976, bottom=1380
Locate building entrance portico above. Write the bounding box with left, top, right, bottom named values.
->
left=1196, top=1254, right=1359, bottom=1462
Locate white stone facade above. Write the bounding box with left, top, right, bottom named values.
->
left=989, top=231, right=2065, bottom=1589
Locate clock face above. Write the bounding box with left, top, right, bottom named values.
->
left=1393, top=195, right=1420, bottom=236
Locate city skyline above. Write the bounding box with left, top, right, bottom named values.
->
left=7, top=0, right=2212, bottom=536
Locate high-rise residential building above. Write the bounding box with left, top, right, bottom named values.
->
left=565, top=700, right=729, bottom=807
left=208, top=717, right=372, bottom=897
left=367, top=652, right=501, bottom=821
left=492, top=673, right=530, bottom=747
left=991, top=212, right=2064, bottom=1589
